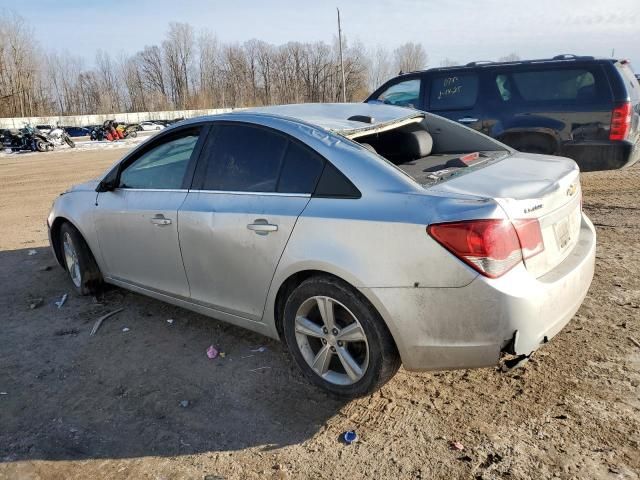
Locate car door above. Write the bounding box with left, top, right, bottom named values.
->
left=94, top=125, right=206, bottom=297
left=178, top=122, right=325, bottom=321
left=425, top=71, right=484, bottom=132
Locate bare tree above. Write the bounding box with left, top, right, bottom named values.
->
left=163, top=22, right=195, bottom=109
left=0, top=13, right=433, bottom=117
left=393, top=42, right=428, bottom=74
left=367, top=46, right=394, bottom=92
left=439, top=57, right=459, bottom=67
left=498, top=53, right=521, bottom=62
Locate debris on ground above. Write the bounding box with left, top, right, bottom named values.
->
left=248, top=366, right=271, bottom=372
left=29, top=298, right=43, bottom=309
left=628, top=336, right=640, bottom=349
left=54, top=328, right=79, bottom=337
left=0, top=392, right=7, bottom=395
left=39, top=265, right=52, bottom=272
left=500, top=354, right=529, bottom=372
left=219, top=352, right=226, bottom=358
left=342, top=430, right=358, bottom=444
left=251, top=346, right=267, bottom=353
left=451, top=441, right=465, bottom=451
left=179, top=400, right=190, bottom=408
left=167, top=319, right=174, bottom=325
left=206, top=345, right=219, bottom=359
left=122, top=327, right=130, bottom=333
left=27, top=249, right=37, bottom=256
left=54, top=293, right=68, bottom=309
left=89, top=308, right=124, bottom=336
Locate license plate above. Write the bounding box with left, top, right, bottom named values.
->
left=554, top=217, right=571, bottom=250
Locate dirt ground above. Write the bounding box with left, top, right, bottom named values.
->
left=0, top=147, right=638, bottom=480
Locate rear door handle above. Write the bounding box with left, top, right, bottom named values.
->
left=247, top=219, right=278, bottom=235
left=150, top=214, right=172, bottom=226
left=458, top=117, right=478, bottom=124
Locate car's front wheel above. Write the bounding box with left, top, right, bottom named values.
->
left=283, top=275, right=400, bottom=397
left=59, top=222, right=103, bottom=295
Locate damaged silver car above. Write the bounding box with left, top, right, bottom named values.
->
left=48, top=103, right=596, bottom=397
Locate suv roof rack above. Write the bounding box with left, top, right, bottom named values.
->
left=420, top=54, right=604, bottom=74
left=465, top=61, right=494, bottom=67
left=552, top=54, right=595, bottom=60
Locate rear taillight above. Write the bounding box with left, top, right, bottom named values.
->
left=427, top=219, right=544, bottom=278
left=609, top=102, right=632, bottom=141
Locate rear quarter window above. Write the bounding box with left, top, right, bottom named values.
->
left=497, top=67, right=610, bottom=104
left=429, top=74, right=479, bottom=110
left=617, top=63, right=640, bottom=102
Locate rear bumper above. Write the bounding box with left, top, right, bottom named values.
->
left=362, top=214, right=596, bottom=371
left=560, top=139, right=639, bottom=171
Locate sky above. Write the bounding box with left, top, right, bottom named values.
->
left=7, top=0, right=640, bottom=70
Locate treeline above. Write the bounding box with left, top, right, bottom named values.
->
left=0, top=13, right=429, bottom=118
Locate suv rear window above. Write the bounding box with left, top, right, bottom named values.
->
left=429, top=74, right=479, bottom=110
left=503, top=69, right=603, bottom=103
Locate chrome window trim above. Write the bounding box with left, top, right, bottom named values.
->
left=114, top=188, right=189, bottom=193
left=188, top=189, right=311, bottom=198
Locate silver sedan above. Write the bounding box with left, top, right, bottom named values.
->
left=48, top=103, right=596, bottom=397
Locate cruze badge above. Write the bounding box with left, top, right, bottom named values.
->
left=566, top=183, right=578, bottom=197
left=524, top=204, right=543, bottom=214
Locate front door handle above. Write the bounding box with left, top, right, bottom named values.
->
left=150, top=214, right=172, bottom=226
left=247, top=219, right=278, bottom=235
left=458, top=117, right=479, bottom=124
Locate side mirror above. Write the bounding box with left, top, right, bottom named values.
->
left=96, top=180, right=117, bottom=192
left=96, top=166, right=120, bottom=192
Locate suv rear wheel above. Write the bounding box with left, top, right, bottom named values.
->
left=283, top=275, right=400, bottom=397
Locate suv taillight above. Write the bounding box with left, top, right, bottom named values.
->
left=427, top=219, right=544, bottom=278
left=610, top=102, right=632, bottom=141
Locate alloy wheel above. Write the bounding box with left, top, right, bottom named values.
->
left=294, top=296, right=369, bottom=386
left=62, top=232, right=81, bottom=288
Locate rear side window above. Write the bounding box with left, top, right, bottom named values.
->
left=505, top=68, right=604, bottom=103
left=429, top=74, right=479, bottom=110
left=277, top=142, right=325, bottom=194
left=374, top=78, right=421, bottom=107
left=201, top=124, right=287, bottom=192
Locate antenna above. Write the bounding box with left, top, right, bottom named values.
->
left=337, top=7, right=347, bottom=103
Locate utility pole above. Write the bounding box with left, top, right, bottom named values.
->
left=337, top=7, right=347, bottom=102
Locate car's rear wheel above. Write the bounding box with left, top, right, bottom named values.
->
left=283, top=276, right=400, bottom=397
left=59, top=223, right=102, bottom=295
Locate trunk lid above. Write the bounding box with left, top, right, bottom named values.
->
left=425, top=152, right=582, bottom=278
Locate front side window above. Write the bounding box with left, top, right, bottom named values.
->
left=119, top=128, right=199, bottom=189
left=375, top=79, right=421, bottom=107
left=429, top=74, right=479, bottom=110
left=202, top=124, right=287, bottom=192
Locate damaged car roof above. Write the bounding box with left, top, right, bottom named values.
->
left=232, top=103, right=424, bottom=137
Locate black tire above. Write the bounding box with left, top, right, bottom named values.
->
left=35, top=139, right=46, bottom=152
left=59, top=222, right=103, bottom=295
left=283, top=275, right=400, bottom=398
left=507, top=134, right=555, bottom=155
left=64, top=135, right=75, bottom=148
left=129, top=130, right=137, bottom=138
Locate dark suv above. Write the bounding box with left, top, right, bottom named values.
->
left=367, top=55, right=640, bottom=171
